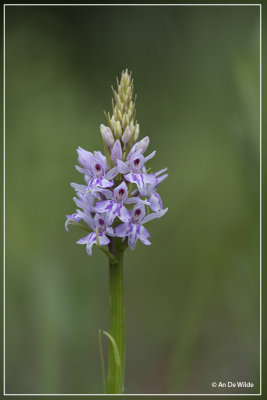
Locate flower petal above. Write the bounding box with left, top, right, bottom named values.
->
left=125, top=173, right=146, bottom=195
left=105, top=166, right=119, bottom=180
left=116, top=159, right=130, bottom=174
left=111, top=140, right=123, bottom=164
left=70, top=182, right=88, bottom=192
left=94, top=151, right=108, bottom=171
left=77, top=210, right=94, bottom=230
left=89, top=178, right=114, bottom=188
left=106, top=203, right=119, bottom=226
left=117, top=204, right=131, bottom=222
left=149, top=193, right=163, bottom=212
left=156, top=173, right=168, bottom=185
left=128, top=224, right=138, bottom=250
left=144, top=150, right=156, bottom=163
left=75, top=165, right=91, bottom=176
left=77, top=147, right=94, bottom=169
left=65, top=212, right=81, bottom=232
left=115, top=222, right=132, bottom=237
left=125, top=196, right=149, bottom=205
left=85, top=233, right=97, bottom=255
left=127, top=136, right=149, bottom=160
left=93, top=188, right=113, bottom=199
left=155, top=167, right=168, bottom=177
left=98, top=233, right=110, bottom=246
left=142, top=208, right=168, bottom=224
left=94, top=200, right=113, bottom=213
left=77, top=232, right=93, bottom=245
left=106, top=227, right=115, bottom=236
left=138, top=225, right=151, bottom=245
left=143, top=173, right=157, bottom=185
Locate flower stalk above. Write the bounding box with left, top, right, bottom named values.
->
left=107, top=238, right=125, bottom=394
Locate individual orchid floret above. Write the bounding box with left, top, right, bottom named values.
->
left=76, top=147, right=117, bottom=189
left=77, top=213, right=114, bottom=256
left=137, top=167, right=168, bottom=200
left=123, top=152, right=157, bottom=195
left=94, top=182, right=131, bottom=225
left=115, top=203, right=168, bottom=250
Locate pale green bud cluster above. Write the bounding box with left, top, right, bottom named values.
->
left=101, top=69, right=140, bottom=157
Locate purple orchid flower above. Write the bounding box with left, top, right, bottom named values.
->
left=138, top=167, right=168, bottom=212
left=65, top=189, right=96, bottom=231
left=76, top=147, right=118, bottom=189
left=76, top=213, right=114, bottom=256
left=94, top=181, right=149, bottom=226
left=115, top=203, right=168, bottom=250
left=116, top=151, right=157, bottom=195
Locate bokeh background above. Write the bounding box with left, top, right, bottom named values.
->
left=5, top=5, right=260, bottom=394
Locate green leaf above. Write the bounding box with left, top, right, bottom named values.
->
left=98, top=330, right=106, bottom=394
left=103, top=330, right=123, bottom=393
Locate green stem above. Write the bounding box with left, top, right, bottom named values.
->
left=107, top=238, right=125, bottom=394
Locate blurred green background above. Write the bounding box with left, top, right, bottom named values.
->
left=5, top=5, right=260, bottom=395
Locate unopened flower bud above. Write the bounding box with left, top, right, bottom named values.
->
left=118, top=109, right=122, bottom=121
left=129, top=120, right=135, bottom=133
left=135, top=136, right=149, bottom=154
left=122, top=125, right=131, bottom=144
left=134, top=124, right=140, bottom=141
left=126, top=86, right=131, bottom=98
left=100, top=124, right=115, bottom=148
left=115, top=121, right=122, bottom=138
left=110, top=115, right=116, bottom=130
left=122, top=113, right=129, bottom=129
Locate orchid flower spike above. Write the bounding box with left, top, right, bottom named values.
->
left=65, top=69, right=168, bottom=256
